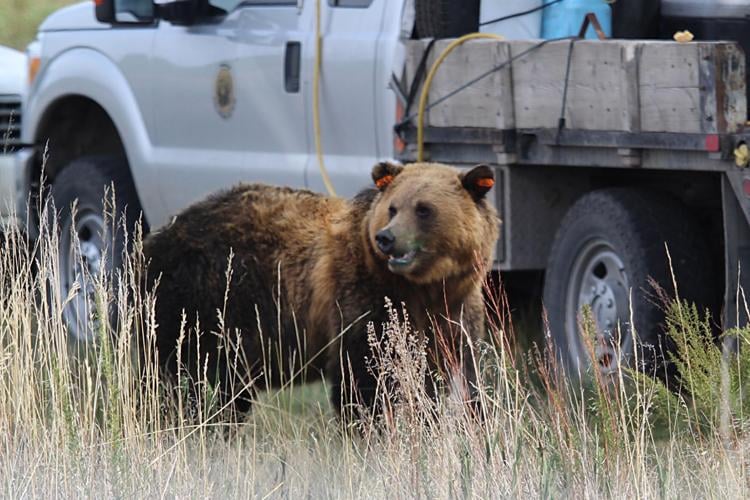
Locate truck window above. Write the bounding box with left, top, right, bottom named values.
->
left=117, top=0, right=155, bottom=19
left=329, top=0, right=373, bottom=7
left=209, top=0, right=296, bottom=12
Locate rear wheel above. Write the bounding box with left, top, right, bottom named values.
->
left=414, top=0, right=480, bottom=38
left=543, top=188, right=715, bottom=379
left=51, top=155, right=144, bottom=341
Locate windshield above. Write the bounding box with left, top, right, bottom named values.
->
left=209, top=0, right=296, bottom=12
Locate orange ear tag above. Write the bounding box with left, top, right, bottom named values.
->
left=476, top=178, right=495, bottom=188
left=376, top=175, right=394, bottom=189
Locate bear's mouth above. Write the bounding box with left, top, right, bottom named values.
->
left=388, top=248, right=418, bottom=267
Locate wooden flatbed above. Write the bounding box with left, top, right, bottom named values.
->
left=396, top=37, right=750, bottom=347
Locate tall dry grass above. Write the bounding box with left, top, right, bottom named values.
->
left=0, top=187, right=748, bottom=498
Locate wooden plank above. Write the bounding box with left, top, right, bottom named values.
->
left=403, top=39, right=430, bottom=102
left=639, top=41, right=745, bottom=133
left=700, top=44, right=721, bottom=134
left=622, top=42, right=641, bottom=133
left=639, top=42, right=702, bottom=133
left=402, top=38, right=747, bottom=138
left=403, top=39, right=515, bottom=130
left=511, top=40, right=642, bottom=131
left=703, top=43, right=746, bottom=133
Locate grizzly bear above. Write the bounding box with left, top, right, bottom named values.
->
left=143, top=161, right=499, bottom=420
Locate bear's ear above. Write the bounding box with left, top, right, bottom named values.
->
left=461, top=164, right=495, bottom=201
left=371, top=161, right=404, bottom=191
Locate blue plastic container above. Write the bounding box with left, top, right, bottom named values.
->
left=541, top=0, right=612, bottom=40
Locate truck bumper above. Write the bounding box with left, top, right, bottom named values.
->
left=0, top=149, right=31, bottom=231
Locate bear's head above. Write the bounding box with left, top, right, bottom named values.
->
left=367, top=162, right=499, bottom=284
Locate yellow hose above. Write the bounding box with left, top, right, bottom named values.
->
left=417, top=33, right=505, bottom=162
left=313, top=0, right=337, bottom=197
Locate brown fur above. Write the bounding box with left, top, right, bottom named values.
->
left=143, top=162, right=499, bottom=419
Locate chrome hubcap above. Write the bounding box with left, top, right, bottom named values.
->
left=60, top=211, right=107, bottom=341
left=565, top=239, right=632, bottom=375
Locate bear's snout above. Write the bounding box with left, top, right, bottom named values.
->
left=375, top=229, right=396, bottom=255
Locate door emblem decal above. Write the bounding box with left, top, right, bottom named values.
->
left=214, top=64, right=236, bottom=119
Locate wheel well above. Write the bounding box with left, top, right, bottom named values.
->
left=502, top=166, right=725, bottom=328
left=502, top=165, right=725, bottom=302
left=28, top=95, right=146, bottom=233
left=592, top=170, right=726, bottom=310
left=32, top=95, right=126, bottom=183
left=499, top=166, right=725, bottom=354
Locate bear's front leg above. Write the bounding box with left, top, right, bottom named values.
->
left=326, top=322, right=383, bottom=425
left=457, top=296, right=488, bottom=420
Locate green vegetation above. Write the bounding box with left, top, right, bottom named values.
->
left=0, top=188, right=749, bottom=497
left=0, top=0, right=79, bottom=50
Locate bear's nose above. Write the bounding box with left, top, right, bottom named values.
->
left=375, top=229, right=396, bottom=255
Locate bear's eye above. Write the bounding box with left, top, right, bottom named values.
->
left=415, top=203, right=432, bottom=219
left=388, top=205, right=398, bottom=219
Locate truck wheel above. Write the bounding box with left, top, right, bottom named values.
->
left=543, top=188, right=714, bottom=379
left=414, top=0, right=480, bottom=38
left=51, top=156, right=144, bottom=341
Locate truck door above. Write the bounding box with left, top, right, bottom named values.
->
left=303, top=0, right=388, bottom=197
left=150, top=0, right=308, bottom=226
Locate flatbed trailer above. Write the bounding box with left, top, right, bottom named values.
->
left=397, top=37, right=750, bottom=372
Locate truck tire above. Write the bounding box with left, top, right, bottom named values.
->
left=543, top=188, right=714, bottom=380
left=414, top=0, right=480, bottom=38
left=51, top=155, right=144, bottom=341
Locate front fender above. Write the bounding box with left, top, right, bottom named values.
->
left=24, top=46, right=164, bottom=224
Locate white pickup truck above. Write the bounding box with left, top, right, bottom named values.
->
left=12, top=0, right=436, bottom=339
left=18, top=1, right=408, bottom=220
left=11, top=0, right=750, bottom=380
left=11, top=0, right=483, bottom=339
